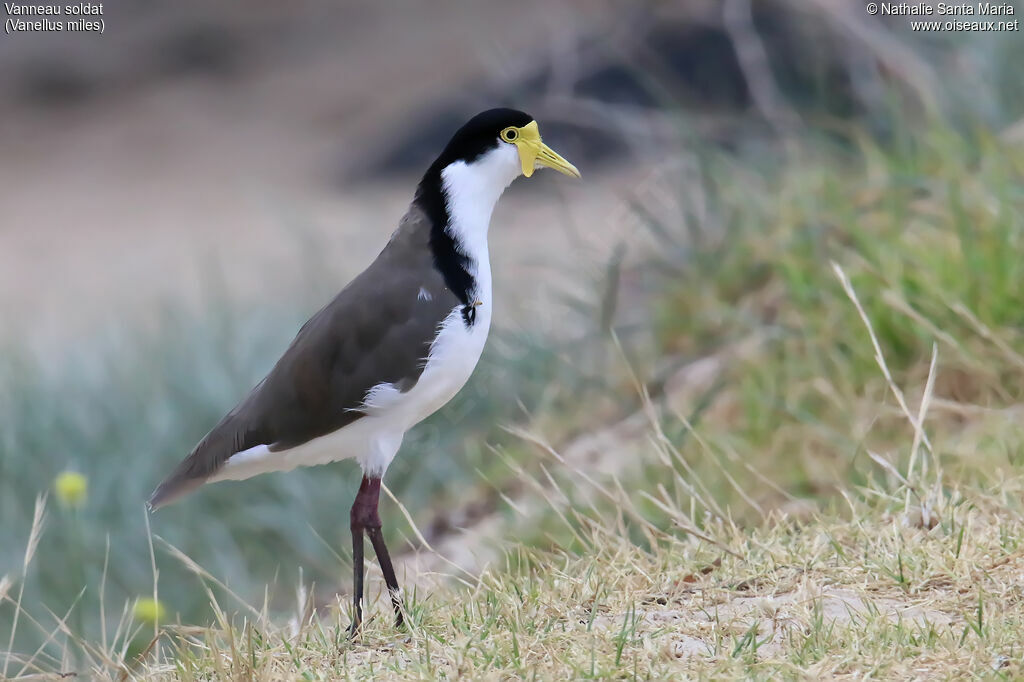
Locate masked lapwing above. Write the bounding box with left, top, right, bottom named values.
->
left=148, top=108, right=580, bottom=634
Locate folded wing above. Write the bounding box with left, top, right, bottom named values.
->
left=148, top=206, right=458, bottom=508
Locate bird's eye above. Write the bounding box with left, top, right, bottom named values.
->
left=502, top=127, right=518, bottom=142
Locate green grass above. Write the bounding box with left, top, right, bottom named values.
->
left=637, top=125, right=1024, bottom=514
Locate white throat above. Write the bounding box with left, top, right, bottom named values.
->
left=439, top=143, right=521, bottom=281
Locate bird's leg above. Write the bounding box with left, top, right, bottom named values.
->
left=348, top=475, right=404, bottom=637
left=367, top=522, right=404, bottom=627
left=349, top=488, right=366, bottom=638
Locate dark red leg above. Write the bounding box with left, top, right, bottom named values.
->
left=348, top=475, right=404, bottom=637
left=348, top=508, right=365, bottom=637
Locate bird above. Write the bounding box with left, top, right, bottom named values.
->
left=148, top=108, right=580, bottom=635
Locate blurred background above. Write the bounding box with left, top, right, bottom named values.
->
left=2, top=0, right=1023, bottom=660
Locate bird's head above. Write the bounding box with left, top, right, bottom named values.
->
left=427, top=108, right=580, bottom=186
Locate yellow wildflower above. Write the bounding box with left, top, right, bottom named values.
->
left=54, top=471, right=88, bottom=508
left=133, top=597, right=167, bottom=625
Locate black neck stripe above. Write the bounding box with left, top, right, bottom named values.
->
left=415, top=167, right=476, bottom=313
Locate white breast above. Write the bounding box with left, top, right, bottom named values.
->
left=361, top=300, right=491, bottom=427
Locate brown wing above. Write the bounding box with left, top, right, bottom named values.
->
left=148, top=205, right=459, bottom=508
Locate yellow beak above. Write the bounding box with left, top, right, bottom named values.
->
left=513, top=121, right=581, bottom=179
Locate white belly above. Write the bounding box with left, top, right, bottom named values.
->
left=213, top=303, right=492, bottom=482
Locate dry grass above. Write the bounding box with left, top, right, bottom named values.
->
left=8, top=488, right=1024, bottom=680
left=121, top=491, right=1021, bottom=681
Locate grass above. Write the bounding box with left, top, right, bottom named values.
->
left=137, top=487, right=1024, bottom=680
left=3, top=116, right=1023, bottom=678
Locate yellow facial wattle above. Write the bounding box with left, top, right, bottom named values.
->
left=503, top=121, right=581, bottom=178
